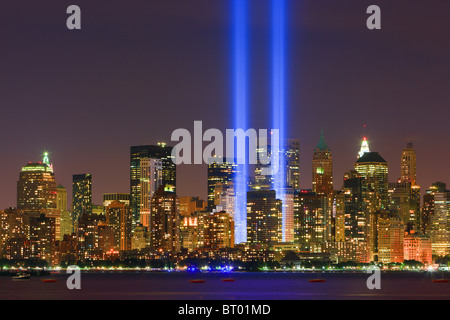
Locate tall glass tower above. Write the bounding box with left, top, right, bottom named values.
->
left=72, top=174, right=92, bottom=224
left=17, top=153, right=57, bottom=216
left=130, top=144, right=176, bottom=229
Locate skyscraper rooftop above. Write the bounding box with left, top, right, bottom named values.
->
left=315, top=128, right=330, bottom=151
left=355, top=151, right=387, bottom=164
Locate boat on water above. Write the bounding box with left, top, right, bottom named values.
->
left=189, top=279, right=206, bottom=284
left=221, top=278, right=235, bottom=282
left=12, top=273, right=31, bottom=281
left=41, top=278, right=57, bottom=283
left=308, top=279, right=326, bottom=283
left=432, top=278, right=449, bottom=283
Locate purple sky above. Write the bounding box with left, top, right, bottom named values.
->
left=0, top=0, right=449, bottom=209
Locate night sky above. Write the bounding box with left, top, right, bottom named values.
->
left=0, top=0, right=449, bottom=209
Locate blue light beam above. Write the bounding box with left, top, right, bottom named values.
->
left=271, top=0, right=288, bottom=242
left=232, top=0, right=249, bottom=244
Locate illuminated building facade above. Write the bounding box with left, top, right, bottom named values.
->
left=422, top=182, right=446, bottom=233
left=130, top=144, right=175, bottom=229
left=340, top=171, right=370, bottom=263
left=103, top=193, right=130, bottom=208
left=29, top=214, right=56, bottom=264
left=55, top=234, right=78, bottom=264
left=401, top=143, right=417, bottom=185
left=354, top=149, right=389, bottom=260
left=376, top=212, right=404, bottom=264
left=2, top=208, right=30, bottom=260
left=76, top=211, right=103, bottom=260
left=57, top=185, right=72, bottom=240
left=252, top=140, right=296, bottom=243
left=201, top=209, right=235, bottom=250
left=207, top=158, right=236, bottom=208
left=131, top=225, right=149, bottom=250
left=354, top=151, right=389, bottom=212
left=322, top=241, right=359, bottom=264
left=72, top=174, right=92, bottom=224
left=295, top=190, right=330, bottom=252
left=333, top=191, right=346, bottom=242
left=150, top=186, right=180, bottom=252
left=389, top=181, right=414, bottom=231
left=105, top=201, right=132, bottom=251
left=282, top=187, right=295, bottom=243
left=396, top=143, right=421, bottom=231
left=180, top=214, right=199, bottom=252
left=312, top=129, right=333, bottom=196
left=179, top=197, right=207, bottom=217
left=403, top=231, right=432, bottom=265
left=213, top=183, right=235, bottom=220
left=427, top=190, right=450, bottom=256
left=17, top=158, right=57, bottom=216
left=285, top=139, right=301, bottom=191
left=247, top=190, right=282, bottom=245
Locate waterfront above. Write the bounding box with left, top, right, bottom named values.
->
left=0, top=271, right=449, bottom=300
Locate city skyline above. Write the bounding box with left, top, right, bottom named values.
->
left=2, top=132, right=446, bottom=210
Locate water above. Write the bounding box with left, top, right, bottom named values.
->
left=1, top=271, right=449, bottom=300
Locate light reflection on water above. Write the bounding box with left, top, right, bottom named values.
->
left=1, top=271, right=449, bottom=300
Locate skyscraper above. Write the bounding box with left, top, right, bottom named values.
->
left=312, top=129, right=333, bottom=196
left=427, top=189, right=450, bottom=257
left=401, top=143, right=417, bottom=185
left=311, top=130, right=333, bottom=247
left=57, top=185, right=72, bottom=240
left=285, top=139, right=301, bottom=191
left=343, top=170, right=366, bottom=243
left=17, top=154, right=57, bottom=216
left=422, top=182, right=447, bottom=233
left=354, top=151, right=389, bottom=212
left=376, top=212, right=404, bottom=264
left=150, top=185, right=180, bottom=252
left=399, top=143, right=421, bottom=231
left=354, top=137, right=389, bottom=261
left=404, top=231, right=432, bottom=265
left=200, top=209, right=235, bottom=250
left=29, top=214, right=56, bottom=264
left=207, top=158, right=236, bottom=208
left=130, top=144, right=176, bottom=229
left=105, top=201, right=132, bottom=251
left=72, top=174, right=92, bottom=224
left=212, top=183, right=235, bottom=220
left=295, top=190, right=329, bottom=252
left=389, top=181, right=413, bottom=230
left=247, top=190, right=282, bottom=245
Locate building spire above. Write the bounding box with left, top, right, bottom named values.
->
left=43, top=152, right=50, bottom=165
left=316, top=128, right=330, bottom=151
left=43, top=151, right=54, bottom=172
left=358, top=135, right=370, bottom=159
